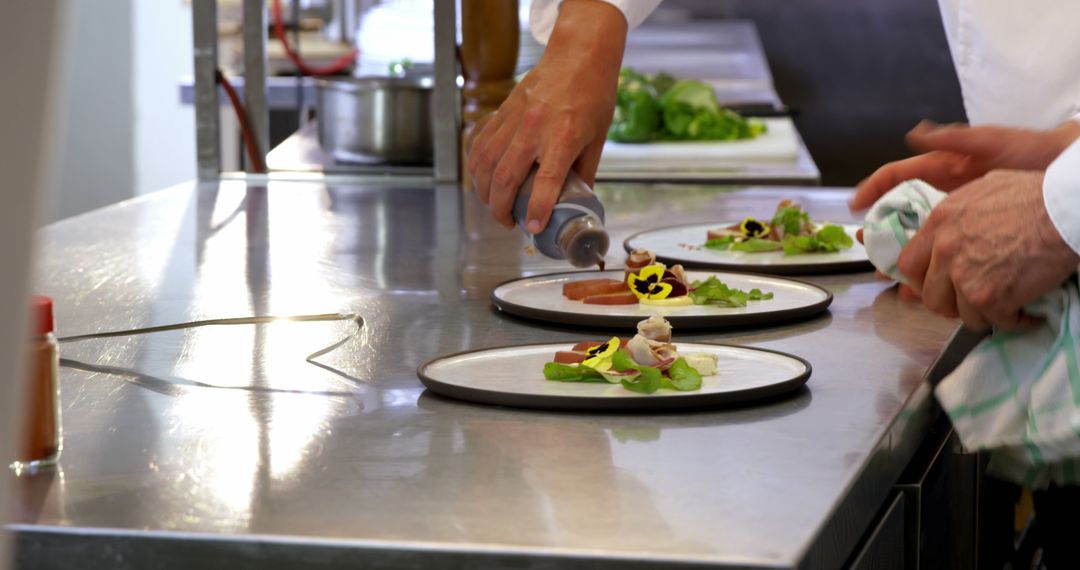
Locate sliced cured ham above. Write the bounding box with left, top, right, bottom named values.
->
left=554, top=351, right=589, bottom=364
left=583, top=291, right=639, bottom=305
left=562, top=279, right=627, bottom=300
left=636, top=316, right=672, bottom=343
left=625, top=249, right=656, bottom=269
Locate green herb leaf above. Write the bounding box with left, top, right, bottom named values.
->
left=815, top=224, right=853, bottom=251
left=689, top=276, right=773, bottom=308
left=667, top=358, right=703, bottom=391
left=748, top=288, right=774, bottom=300
left=778, top=224, right=853, bottom=255
left=543, top=362, right=605, bottom=383
left=611, top=349, right=638, bottom=372
left=704, top=236, right=736, bottom=250
left=730, top=238, right=783, bottom=252
left=621, top=364, right=662, bottom=394
left=771, top=207, right=811, bottom=237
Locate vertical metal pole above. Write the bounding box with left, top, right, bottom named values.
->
left=432, top=0, right=460, bottom=182
left=243, top=0, right=270, bottom=172
left=193, top=0, right=221, bottom=179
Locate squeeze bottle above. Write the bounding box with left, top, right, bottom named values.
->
left=511, top=168, right=610, bottom=269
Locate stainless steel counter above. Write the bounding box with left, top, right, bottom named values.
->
left=11, top=180, right=960, bottom=568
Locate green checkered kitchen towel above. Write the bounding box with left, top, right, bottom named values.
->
left=864, top=179, right=1080, bottom=488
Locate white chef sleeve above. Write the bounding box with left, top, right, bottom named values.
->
left=530, top=0, right=663, bottom=45
left=1043, top=137, right=1080, bottom=255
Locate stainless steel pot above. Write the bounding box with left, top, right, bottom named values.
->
left=315, top=76, right=434, bottom=165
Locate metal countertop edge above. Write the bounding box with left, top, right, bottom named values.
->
left=10, top=523, right=787, bottom=570
left=794, top=324, right=984, bottom=569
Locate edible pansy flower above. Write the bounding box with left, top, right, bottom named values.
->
left=582, top=336, right=621, bottom=371
left=627, top=264, right=674, bottom=300
left=739, top=217, right=771, bottom=238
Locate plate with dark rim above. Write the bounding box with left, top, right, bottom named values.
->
left=418, top=342, right=811, bottom=411
left=490, top=269, right=831, bottom=330
left=623, top=222, right=872, bottom=275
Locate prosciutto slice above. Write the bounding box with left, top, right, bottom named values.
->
left=625, top=249, right=656, bottom=270
left=626, top=334, right=679, bottom=371
left=636, top=316, right=672, bottom=343
left=563, top=279, right=627, bottom=300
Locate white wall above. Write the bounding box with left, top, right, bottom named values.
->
left=133, top=1, right=196, bottom=197
left=53, top=0, right=196, bottom=222
left=54, top=0, right=135, bottom=221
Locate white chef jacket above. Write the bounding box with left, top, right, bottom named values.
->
left=935, top=1, right=1080, bottom=256
left=531, top=0, right=1080, bottom=254
left=529, top=0, right=661, bottom=45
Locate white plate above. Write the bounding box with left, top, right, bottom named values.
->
left=418, top=342, right=811, bottom=411
left=490, top=270, right=831, bottom=330
left=624, top=223, right=872, bottom=275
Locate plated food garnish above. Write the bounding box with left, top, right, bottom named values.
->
left=560, top=249, right=774, bottom=308
left=608, top=68, right=766, bottom=144
left=543, top=317, right=717, bottom=394
left=705, top=200, right=854, bottom=255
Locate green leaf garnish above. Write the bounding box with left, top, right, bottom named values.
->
left=542, top=362, right=606, bottom=383
left=688, top=276, right=773, bottom=308
left=667, top=358, right=703, bottom=391
left=704, top=236, right=736, bottom=250
left=621, top=364, right=662, bottom=394
left=779, top=224, right=853, bottom=255
left=771, top=207, right=811, bottom=237
left=730, top=238, right=783, bottom=252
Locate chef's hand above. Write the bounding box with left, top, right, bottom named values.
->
left=849, top=120, right=1080, bottom=211
left=466, top=0, right=627, bottom=232
left=897, top=170, right=1079, bottom=331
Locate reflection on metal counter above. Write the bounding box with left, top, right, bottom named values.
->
left=11, top=180, right=977, bottom=568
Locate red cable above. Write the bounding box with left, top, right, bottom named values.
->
left=216, top=69, right=266, bottom=173
left=271, top=0, right=357, bottom=76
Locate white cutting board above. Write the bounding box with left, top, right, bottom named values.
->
left=599, top=117, right=799, bottom=172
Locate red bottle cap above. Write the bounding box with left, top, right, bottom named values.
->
left=30, top=296, right=54, bottom=336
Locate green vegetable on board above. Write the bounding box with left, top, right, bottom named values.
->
left=608, top=68, right=765, bottom=143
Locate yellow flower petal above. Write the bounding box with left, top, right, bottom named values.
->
left=583, top=356, right=613, bottom=371
left=627, top=264, right=668, bottom=299
left=583, top=336, right=620, bottom=370
left=739, top=218, right=770, bottom=238
left=643, top=281, right=673, bottom=300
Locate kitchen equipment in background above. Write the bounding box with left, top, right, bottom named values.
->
left=353, top=0, right=541, bottom=78
left=315, top=76, right=433, bottom=164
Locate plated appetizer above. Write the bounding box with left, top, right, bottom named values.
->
left=544, top=317, right=717, bottom=394
left=561, top=250, right=774, bottom=308
left=705, top=200, right=854, bottom=255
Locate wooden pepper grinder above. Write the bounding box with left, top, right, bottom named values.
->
left=460, top=0, right=520, bottom=172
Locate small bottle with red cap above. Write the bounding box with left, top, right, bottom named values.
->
left=11, top=295, right=61, bottom=473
